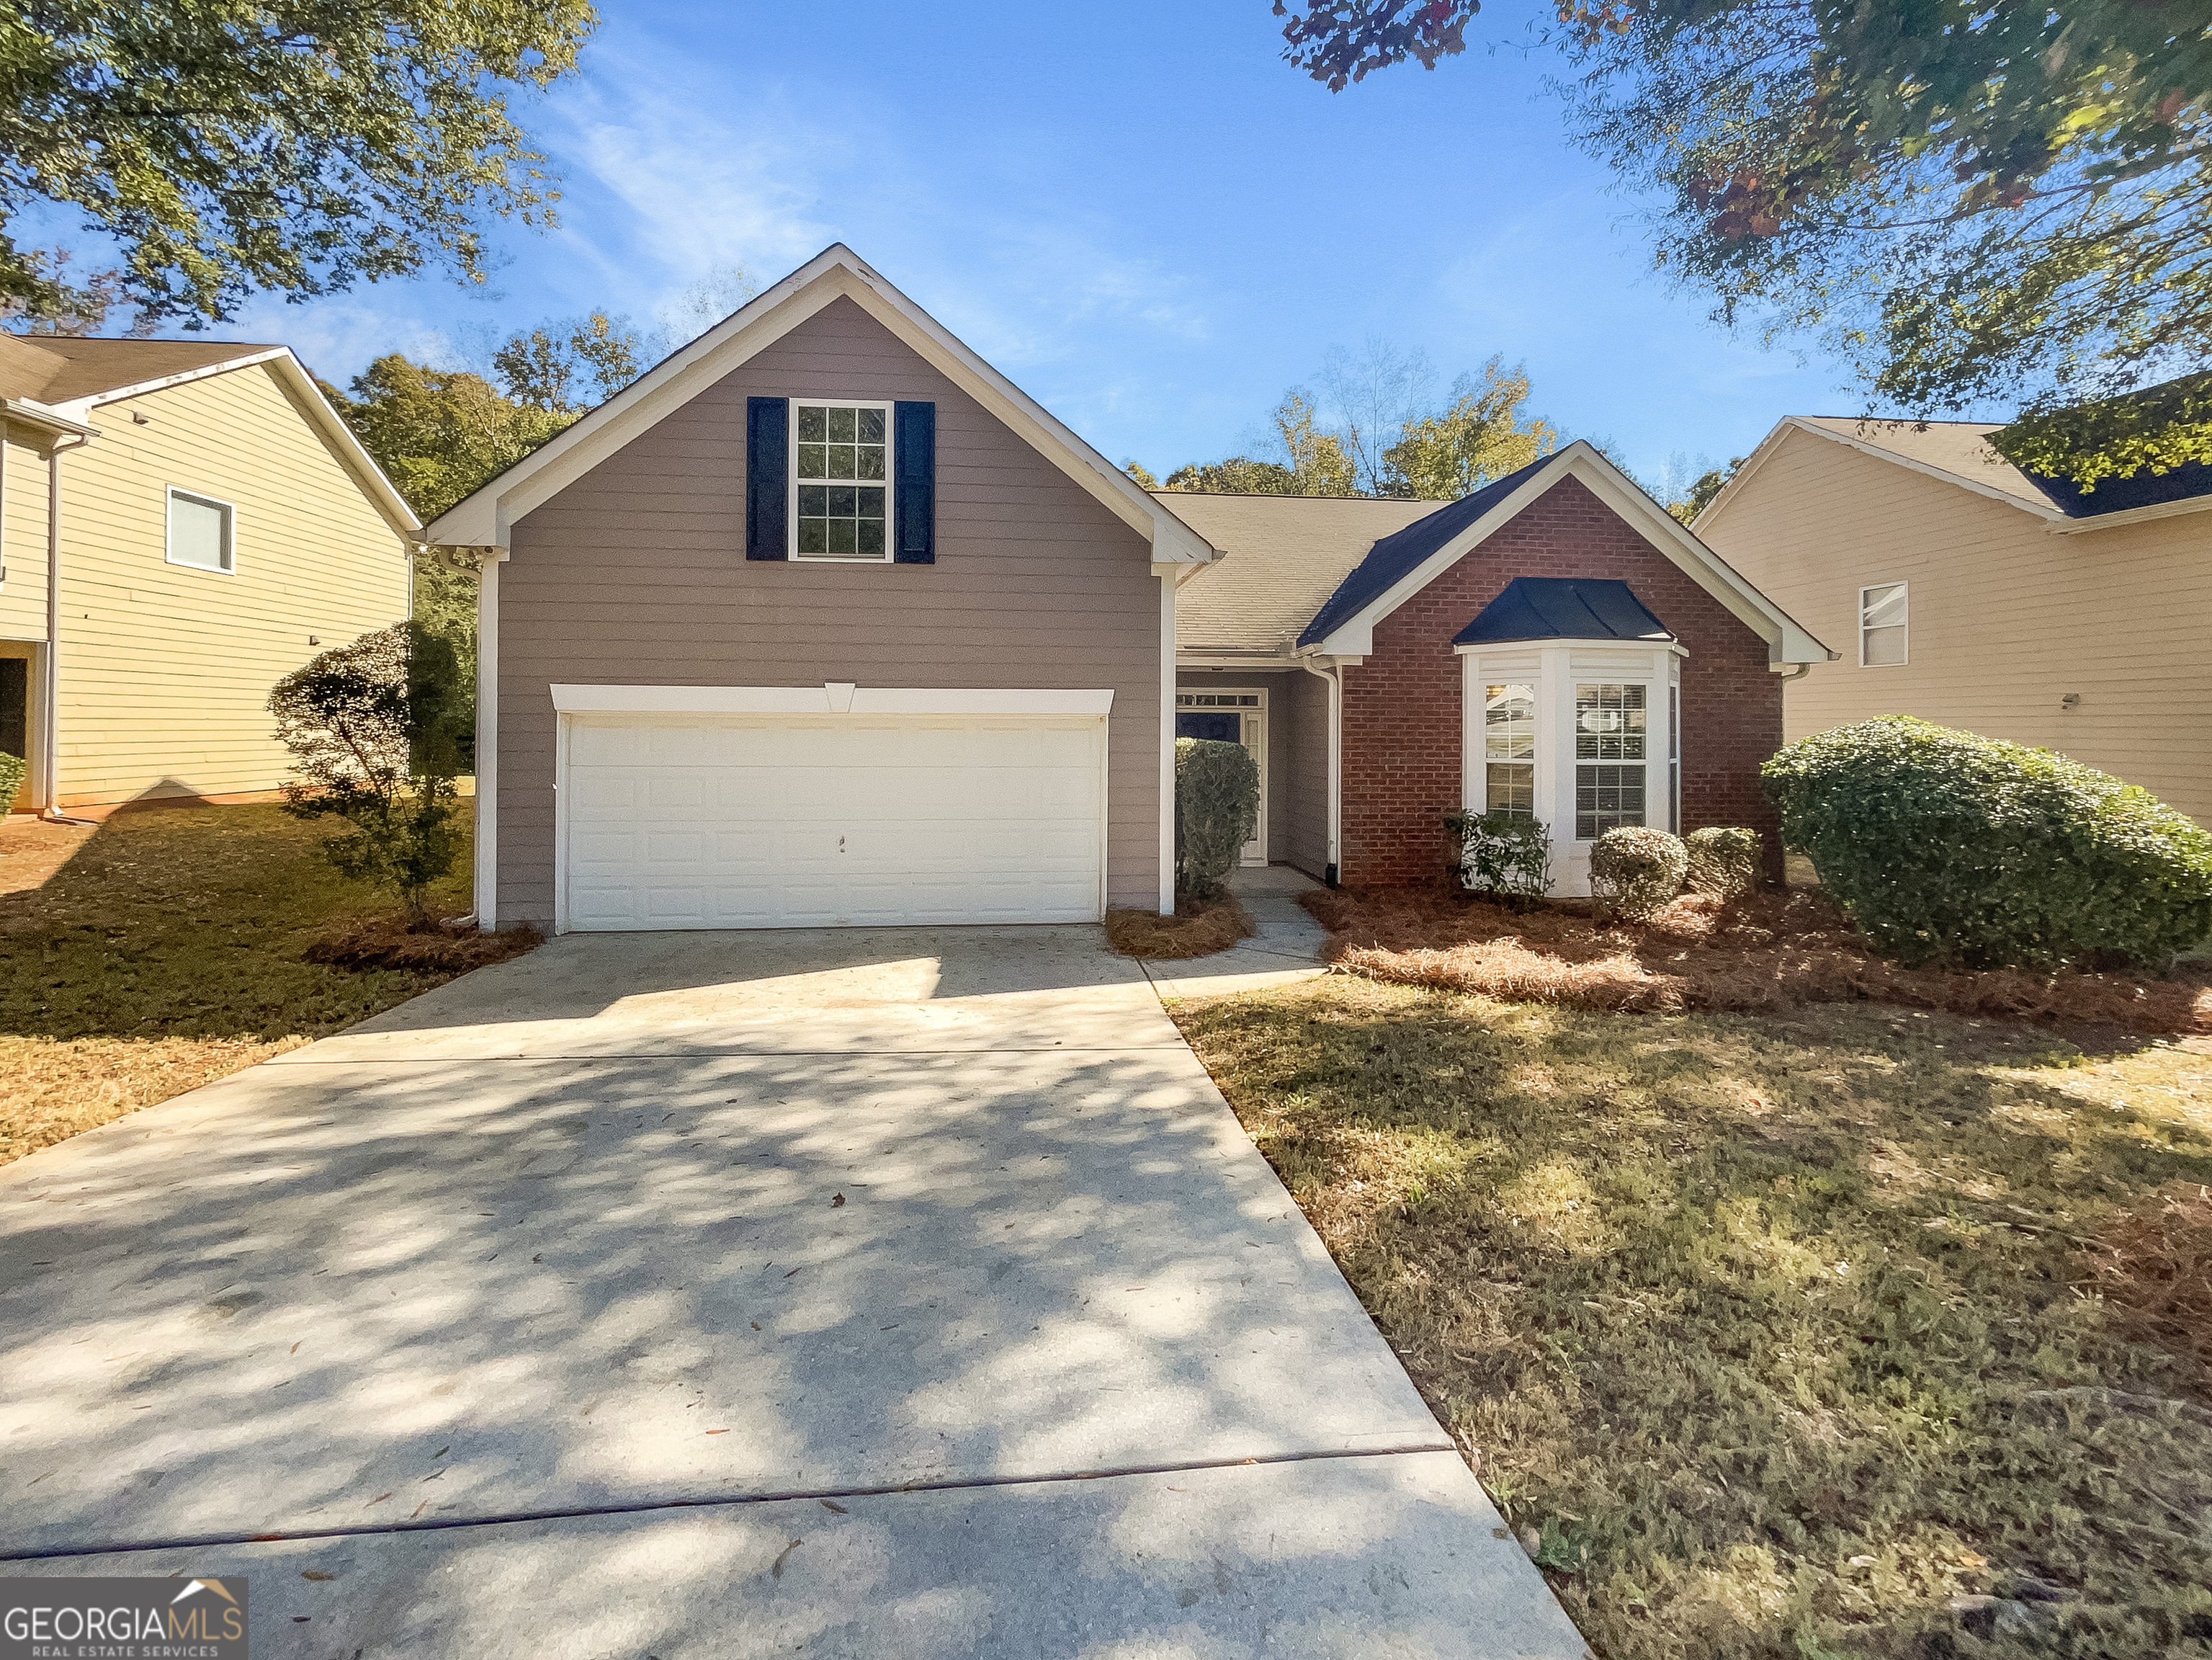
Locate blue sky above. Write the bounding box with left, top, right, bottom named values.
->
left=208, top=0, right=1915, bottom=486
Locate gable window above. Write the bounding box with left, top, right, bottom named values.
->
left=1574, top=682, right=1647, bottom=839
left=167, top=488, right=235, bottom=573
left=1860, top=581, right=1907, bottom=665
left=1483, top=682, right=1535, bottom=816
left=792, top=401, right=890, bottom=560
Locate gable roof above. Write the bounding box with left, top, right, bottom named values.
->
left=1296, top=454, right=1552, bottom=648
left=1163, top=492, right=1441, bottom=656
left=1454, top=576, right=1673, bottom=646
left=0, top=334, right=285, bottom=405
left=0, top=331, right=418, bottom=536
left=422, top=244, right=1214, bottom=563
left=1702, top=415, right=2212, bottom=536
left=1294, top=441, right=1832, bottom=666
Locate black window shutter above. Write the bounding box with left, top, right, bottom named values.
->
left=893, top=401, right=936, bottom=564
left=745, top=397, right=789, bottom=560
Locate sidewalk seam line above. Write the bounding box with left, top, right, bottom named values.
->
left=0, top=1443, right=1461, bottom=1562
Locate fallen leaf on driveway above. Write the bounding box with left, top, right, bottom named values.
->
left=771, top=1539, right=802, bottom=1579
left=301, top=1571, right=334, bottom=1581
left=820, top=1499, right=846, bottom=1514
left=784, top=1267, right=802, bottom=1279
left=366, top=1494, right=391, bottom=1506
left=706, top=1429, right=730, bottom=1435
left=831, top=1194, right=845, bottom=1208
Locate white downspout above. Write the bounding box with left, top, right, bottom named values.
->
left=1157, top=564, right=1178, bottom=914
left=1299, top=656, right=1343, bottom=885
left=42, top=432, right=91, bottom=818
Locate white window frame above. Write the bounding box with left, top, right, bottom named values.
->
left=166, top=486, right=236, bottom=575
left=788, top=397, right=895, bottom=564
left=1858, top=581, right=1908, bottom=667
left=1477, top=681, right=1536, bottom=818
left=1571, top=679, right=1654, bottom=843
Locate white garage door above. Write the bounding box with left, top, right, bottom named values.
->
left=561, top=713, right=1106, bottom=930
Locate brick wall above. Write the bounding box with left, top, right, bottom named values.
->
left=1339, top=473, right=1784, bottom=885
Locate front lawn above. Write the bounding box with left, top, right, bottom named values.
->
left=0, top=803, right=523, bottom=1168
left=1171, top=978, right=2212, bottom=1660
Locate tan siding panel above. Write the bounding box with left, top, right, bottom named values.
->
left=50, top=366, right=413, bottom=806
left=498, top=295, right=1163, bottom=929
left=0, top=428, right=53, bottom=643
left=1702, top=427, right=2212, bottom=822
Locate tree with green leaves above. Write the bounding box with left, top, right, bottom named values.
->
left=0, top=1, right=598, bottom=329
left=491, top=311, right=645, bottom=411
left=1382, top=356, right=1558, bottom=498
left=270, top=622, right=469, bottom=927
left=1275, top=1, right=2212, bottom=488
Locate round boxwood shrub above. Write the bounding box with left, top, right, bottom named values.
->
left=1684, top=825, right=1763, bottom=898
left=1173, top=736, right=1260, bottom=901
left=1588, top=825, right=1688, bottom=922
left=1761, top=715, right=2212, bottom=968
left=0, top=749, right=24, bottom=813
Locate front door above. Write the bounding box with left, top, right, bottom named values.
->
left=1175, top=689, right=1266, bottom=865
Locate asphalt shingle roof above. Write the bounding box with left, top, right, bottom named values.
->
left=1294, top=453, right=1556, bottom=648
left=0, top=334, right=279, bottom=404
left=1452, top=576, right=1673, bottom=646
left=1160, top=492, right=1443, bottom=656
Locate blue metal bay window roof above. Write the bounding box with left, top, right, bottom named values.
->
left=1452, top=577, right=1675, bottom=646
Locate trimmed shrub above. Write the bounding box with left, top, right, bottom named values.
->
left=0, top=749, right=24, bottom=812
left=1683, top=826, right=1763, bottom=898
left=1588, top=826, right=1688, bottom=922
left=270, top=622, right=469, bottom=926
left=1174, top=736, right=1260, bottom=901
left=1445, top=808, right=1551, bottom=902
left=1762, top=715, right=2212, bottom=968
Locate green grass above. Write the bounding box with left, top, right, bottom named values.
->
left=1170, top=978, right=2212, bottom=1660
left=1, top=803, right=485, bottom=1165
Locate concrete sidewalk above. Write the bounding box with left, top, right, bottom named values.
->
left=1, top=925, right=1585, bottom=1659
left=1142, top=864, right=1334, bottom=999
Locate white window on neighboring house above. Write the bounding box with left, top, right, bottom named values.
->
left=167, top=488, right=235, bottom=573
left=791, top=401, right=890, bottom=561
left=1575, top=681, right=1647, bottom=839
left=1483, top=682, right=1535, bottom=816
left=1860, top=581, right=1907, bottom=666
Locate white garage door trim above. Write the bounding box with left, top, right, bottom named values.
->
left=550, top=684, right=1114, bottom=934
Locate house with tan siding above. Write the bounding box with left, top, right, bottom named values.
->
left=0, top=334, right=418, bottom=816
left=424, top=245, right=1827, bottom=932
left=1695, top=417, right=2212, bottom=824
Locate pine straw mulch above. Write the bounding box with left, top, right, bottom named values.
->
left=1304, top=885, right=2212, bottom=1038
left=304, top=914, right=542, bottom=973
left=2085, top=1182, right=2212, bottom=1373
left=1103, top=892, right=1256, bottom=959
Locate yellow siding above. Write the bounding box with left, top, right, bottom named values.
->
left=0, top=425, right=53, bottom=644
left=1701, top=427, right=2212, bottom=823
left=53, top=365, right=411, bottom=807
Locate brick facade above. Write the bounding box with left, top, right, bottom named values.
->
left=1338, top=474, right=1784, bottom=886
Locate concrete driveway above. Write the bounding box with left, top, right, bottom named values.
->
left=1, top=926, right=1587, bottom=1659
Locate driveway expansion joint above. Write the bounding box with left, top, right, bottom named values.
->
left=0, top=1442, right=1463, bottom=1563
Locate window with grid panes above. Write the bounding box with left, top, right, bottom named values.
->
left=1575, top=682, right=1647, bottom=838
left=1484, top=682, right=1535, bottom=816
left=793, top=402, right=890, bottom=559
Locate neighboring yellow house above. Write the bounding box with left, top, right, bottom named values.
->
left=0, top=334, right=418, bottom=816
left=1696, top=416, right=2212, bottom=824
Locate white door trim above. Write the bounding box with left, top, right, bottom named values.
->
left=550, top=683, right=1114, bottom=717
left=1176, top=686, right=1268, bottom=865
